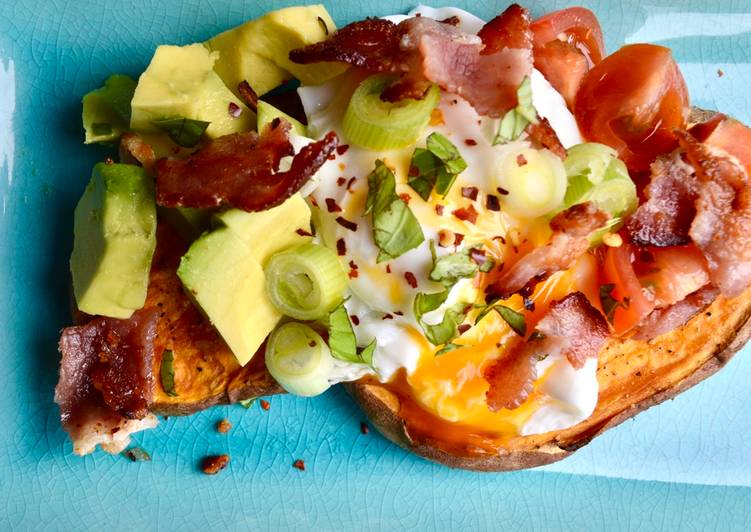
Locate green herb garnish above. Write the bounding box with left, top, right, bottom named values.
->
left=427, top=132, right=468, bottom=175
left=364, top=160, right=425, bottom=262
left=435, top=342, right=462, bottom=356
left=407, top=133, right=467, bottom=199
left=493, top=76, right=538, bottom=146
left=413, top=290, right=466, bottom=346
left=160, top=349, right=178, bottom=397
left=328, top=303, right=376, bottom=366
left=152, top=116, right=210, bottom=148
left=429, top=248, right=478, bottom=287
left=238, top=398, right=257, bottom=409
left=599, top=283, right=629, bottom=322
left=474, top=303, right=527, bottom=337
left=122, top=447, right=152, bottom=462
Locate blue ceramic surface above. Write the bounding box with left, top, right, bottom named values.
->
left=2, top=1, right=751, bottom=530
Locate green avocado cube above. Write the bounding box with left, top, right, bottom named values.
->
left=82, top=74, right=137, bottom=144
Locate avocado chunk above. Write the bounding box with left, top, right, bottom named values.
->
left=158, top=206, right=212, bottom=243
left=256, top=101, right=307, bottom=136
left=206, top=5, right=346, bottom=98
left=71, top=163, right=157, bottom=319
left=178, top=196, right=312, bottom=366
left=130, top=44, right=255, bottom=140
left=82, top=74, right=137, bottom=144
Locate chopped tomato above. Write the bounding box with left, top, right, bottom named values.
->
left=575, top=44, right=690, bottom=172
left=633, top=246, right=710, bottom=307
left=531, top=7, right=605, bottom=107
left=690, top=113, right=751, bottom=175
left=601, top=244, right=655, bottom=334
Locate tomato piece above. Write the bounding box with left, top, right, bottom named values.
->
left=575, top=44, right=690, bottom=172
left=634, top=246, right=710, bottom=307
left=601, top=244, right=655, bottom=334
left=531, top=7, right=605, bottom=107
left=690, top=113, right=751, bottom=175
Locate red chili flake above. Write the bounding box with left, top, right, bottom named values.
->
left=260, top=400, right=270, bottom=411
left=462, top=304, right=474, bottom=315
left=464, top=138, right=478, bottom=146
left=385, top=264, right=392, bottom=274
left=336, top=216, right=358, bottom=231
left=296, top=228, right=313, bottom=237
left=516, top=154, right=528, bottom=166
left=493, top=235, right=507, bottom=245
left=336, top=144, right=350, bottom=155
left=454, top=233, right=465, bottom=247
left=360, top=422, right=370, bottom=435
left=458, top=324, right=471, bottom=335
left=228, top=101, right=242, bottom=118
left=435, top=204, right=445, bottom=216
left=293, top=459, right=306, bottom=471
left=104, top=157, right=114, bottom=165
left=325, top=198, right=342, bottom=212
left=202, top=454, right=230, bottom=475
left=216, top=419, right=233, bottom=434
left=350, top=314, right=360, bottom=325
left=404, top=272, right=418, bottom=289
left=470, top=248, right=487, bottom=265
left=497, top=187, right=509, bottom=196
left=382, top=313, right=394, bottom=320
left=399, top=193, right=411, bottom=204
left=348, top=260, right=359, bottom=279
left=336, top=238, right=346, bottom=256
left=718, top=68, right=725, bottom=78
left=461, top=186, right=478, bottom=201
left=337, top=177, right=347, bottom=186
left=346, top=177, right=357, bottom=191
left=452, top=205, right=478, bottom=224
left=237, top=80, right=258, bottom=113
left=438, top=230, right=454, bottom=248
left=486, top=194, right=501, bottom=211
left=327, top=153, right=336, bottom=160
left=310, top=197, right=318, bottom=207
left=394, top=310, right=404, bottom=316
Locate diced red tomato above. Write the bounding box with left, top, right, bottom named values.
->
left=575, top=44, right=690, bottom=172
left=690, top=113, right=751, bottom=175
left=633, top=245, right=710, bottom=307
left=531, top=7, right=605, bottom=107
left=601, top=244, right=655, bottom=334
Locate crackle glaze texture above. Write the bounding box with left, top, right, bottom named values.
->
left=1, top=1, right=751, bottom=530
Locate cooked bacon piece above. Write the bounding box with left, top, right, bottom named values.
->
left=488, top=203, right=608, bottom=298
left=290, top=6, right=533, bottom=118
left=526, top=117, right=566, bottom=159
left=156, top=120, right=338, bottom=212
left=676, top=130, right=751, bottom=297
left=625, top=154, right=698, bottom=247
left=485, top=292, right=608, bottom=411
left=633, top=287, right=718, bottom=341
left=55, top=309, right=158, bottom=455
left=119, top=132, right=157, bottom=173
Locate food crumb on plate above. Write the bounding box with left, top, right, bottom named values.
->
left=216, top=419, right=232, bottom=434
left=201, top=454, right=230, bottom=475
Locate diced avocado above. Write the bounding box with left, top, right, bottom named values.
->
left=177, top=195, right=312, bottom=366
left=71, top=163, right=157, bottom=319
left=206, top=5, right=346, bottom=97
left=256, top=101, right=307, bottom=136
left=214, top=194, right=312, bottom=262
left=158, top=206, right=212, bottom=242
left=82, top=74, right=137, bottom=144
left=130, top=44, right=255, bottom=140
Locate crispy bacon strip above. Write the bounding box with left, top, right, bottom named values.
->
left=677, top=130, right=751, bottom=297
left=485, top=292, right=608, bottom=411
left=488, top=203, right=608, bottom=299
left=526, top=117, right=566, bottom=159
left=625, top=154, right=698, bottom=247
left=119, top=132, right=157, bottom=173
left=634, top=287, right=718, bottom=341
left=290, top=5, right=533, bottom=117
left=156, top=120, right=338, bottom=212
left=55, top=309, right=158, bottom=455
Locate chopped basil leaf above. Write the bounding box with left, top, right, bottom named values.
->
left=122, top=447, right=152, bottom=462
left=492, top=76, right=538, bottom=145
left=160, top=350, right=178, bottom=397
left=426, top=132, right=467, bottom=175
left=430, top=248, right=478, bottom=287
left=494, top=305, right=527, bottom=337
left=408, top=148, right=442, bottom=201
left=434, top=166, right=458, bottom=197
left=435, top=342, right=461, bottom=356
left=364, top=160, right=425, bottom=262
left=327, top=303, right=376, bottom=366
left=152, top=116, right=210, bottom=148
left=599, top=283, right=624, bottom=322
left=413, top=290, right=465, bottom=346
left=238, top=398, right=257, bottom=409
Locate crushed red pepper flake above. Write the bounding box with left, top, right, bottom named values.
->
left=464, top=138, right=477, bottom=146
left=461, top=186, right=478, bottom=201
left=348, top=260, right=359, bottom=279
left=435, top=204, right=445, bottom=216
left=346, top=177, right=357, bottom=191
left=438, top=230, right=454, bottom=247
left=453, top=205, right=478, bottom=224
left=516, top=154, right=528, bottom=166
left=296, top=228, right=313, bottom=237
left=325, top=198, right=342, bottom=212
left=350, top=314, right=360, bottom=325
left=336, top=216, right=358, bottom=231
left=493, top=235, right=507, bottom=244
left=718, top=68, right=725, bottom=77
left=486, top=194, right=501, bottom=211
left=228, top=101, right=242, bottom=118
left=260, top=400, right=270, bottom=411
left=394, top=310, right=404, bottom=316
left=337, top=177, right=347, bottom=186
left=293, top=459, right=306, bottom=471
left=497, top=187, right=509, bottom=196
left=385, top=264, right=392, bottom=274
left=382, top=313, right=394, bottom=320
left=336, top=144, right=350, bottom=155
left=310, top=197, right=318, bottom=207
left=336, top=238, right=347, bottom=256
left=104, top=157, right=114, bottom=165
left=216, top=419, right=233, bottom=434
left=202, top=454, right=230, bottom=475
left=360, top=422, right=370, bottom=434
left=399, top=193, right=411, bottom=204
left=404, top=272, right=418, bottom=288
left=458, top=324, right=471, bottom=335
left=454, top=233, right=465, bottom=246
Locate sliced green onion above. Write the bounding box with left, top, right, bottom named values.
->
left=497, top=147, right=568, bottom=218
left=343, top=74, right=440, bottom=150
left=264, top=242, right=347, bottom=320
left=564, top=143, right=619, bottom=185
left=515, top=76, right=538, bottom=125
left=265, top=322, right=333, bottom=397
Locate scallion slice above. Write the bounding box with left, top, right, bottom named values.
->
left=496, top=147, right=568, bottom=218
left=342, top=74, right=440, bottom=150
left=265, top=322, right=334, bottom=397
left=264, top=242, right=347, bottom=320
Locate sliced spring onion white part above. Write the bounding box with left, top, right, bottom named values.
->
left=264, top=242, right=347, bottom=320
left=265, top=322, right=333, bottom=397
left=342, top=74, right=440, bottom=150
left=496, top=147, right=567, bottom=218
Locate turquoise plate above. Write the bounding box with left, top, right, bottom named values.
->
left=2, top=1, right=751, bottom=529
